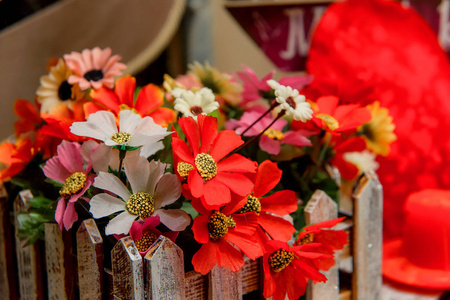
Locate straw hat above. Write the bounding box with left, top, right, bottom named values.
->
left=383, top=189, right=450, bottom=289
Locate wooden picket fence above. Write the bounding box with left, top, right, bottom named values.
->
left=0, top=171, right=382, bottom=300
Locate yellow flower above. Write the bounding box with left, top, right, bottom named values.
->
left=189, top=62, right=242, bottom=106
left=36, top=59, right=84, bottom=113
left=359, top=101, right=397, bottom=156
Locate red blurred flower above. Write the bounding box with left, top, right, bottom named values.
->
left=191, top=203, right=262, bottom=274
left=172, top=114, right=256, bottom=210
left=262, top=240, right=331, bottom=300
left=13, top=99, right=42, bottom=137
left=296, top=217, right=348, bottom=271
left=0, top=136, right=34, bottom=182
left=330, top=137, right=366, bottom=180
left=85, top=75, right=175, bottom=127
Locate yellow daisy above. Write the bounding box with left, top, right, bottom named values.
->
left=36, top=59, right=84, bottom=113
left=359, top=101, right=397, bottom=156
left=189, top=62, right=242, bottom=106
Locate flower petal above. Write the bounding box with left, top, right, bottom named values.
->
left=119, top=110, right=142, bottom=134
left=192, top=215, right=210, bottom=244
left=260, top=190, right=298, bottom=215
left=124, top=153, right=151, bottom=193
left=154, top=174, right=182, bottom=208
left=259, top=135, right=281, bottom=155
left=192, top=242, right=220, bottom=275
left=253, top=160, right=282, bottom=198
left=153, top=209, right=190, bottom=231
left=55, top=197, right=66, bottom=231
left=89, top=193, right=126, bottom=218
left=259, top=213, right=295, bottom=242
left=209, top=130, right=244, bottom=161
left=93, top=172, right=131, bottom=201
left=43, top=157, right=70, bottom=183
left=63, top=201, right=78, bottom=230
left=215, top=172, right=254, bottom=196
left=202, top=179, right=231, bottom=209
left=105, top=211, right=136, bottom=235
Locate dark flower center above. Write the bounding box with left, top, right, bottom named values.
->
left=286, top=96, right=296, bottom=109
left=298, top=232, right=315, bottom=245
left=361, top=123, right=375, bottom=141
left=58, top=80, right=73, bottom=101
left=134, top=231, right=159, bottom=252
left=268, top=249, right=295, bottom=273
left=237, top=195, right=261, bottom=214
left=190, top=106, right=204, bottom=116
left=84, top=69, right=104, bottom=82
left=208, top=211, right=236, bottom=240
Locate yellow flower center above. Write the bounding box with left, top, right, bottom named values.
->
left=298, top=232, right=315, bottom=245
left=263, top=128, right=285, bottom=141
left=236, top=195, right=261, bottom=214
left=126, top=192, right=155, bottom=219
left=177, top=162, right=194, bottom=178
left=195, top=153, right=217, bottom=181
left=60, top=172, right=87, bottom=197
left=268, top=249, right=295, bottom=273
left=111, top=132, right=132, bottom=144
left=134, top=231, right=159, bottom=252
left=208, top=211, right=236, bottom=240
left=316, top=114, right=340, bottom=131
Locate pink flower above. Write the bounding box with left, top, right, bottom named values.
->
left=237, top=65, right=313, bottom=107
left=43, top=141, right=96, bottom=230
left=64, top=47, right=126, bottom=90
left=226, top=111, right=313, bottom=155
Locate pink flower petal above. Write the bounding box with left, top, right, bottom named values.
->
left=259, top=135, right=281, bottom=155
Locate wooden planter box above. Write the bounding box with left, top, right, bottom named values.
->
left=0, top=171, right=382, bottom=300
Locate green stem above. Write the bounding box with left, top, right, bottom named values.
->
left=118, top=149, right=127, bottom=183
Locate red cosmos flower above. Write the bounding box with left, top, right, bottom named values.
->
left=84, top=75, right=176, bottom=127
left=172, top=114, right=257, bottom=210
left=262, top=240, right=331, bottom=300
left=330, top=137, right=366, bottom=180
left=13, top=99, right=42, bottom=137
left=191, top=200, right=262, bottom=274
left=0, top=136, right=34, bottom=182
left=296, top=217, right=348, bottom=271
left=310, top=96, right=371, bottom=135
left=228, top=160, right=298, bottom=244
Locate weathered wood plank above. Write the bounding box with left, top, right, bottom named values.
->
left=0, top=184, right=18, bottom=299
left=77, top=219, right=103, bottom=300
left=14, top=190, right=44, bottom=300
left=185, top=271, right=207, bottom=300
left=352, top=171, right=383, bottom=300
left=208, top=265, right=242, bottom=300
left=112, top=236, right=144, bottom=300
left=304, top=189, right=340, bottom=300
left=241, top=256, right=261, bottom=295
left=144, top=236, right=185, bottom=299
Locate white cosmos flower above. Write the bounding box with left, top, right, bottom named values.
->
left=343, top=150, right=379, bottom=175
left=70, top=109, right=171, bottom=157
left=172, top=87, right=219, bottom=119
left=89, top=154, right=190, bottom=235
left=267, top=79, right=313, bottom=122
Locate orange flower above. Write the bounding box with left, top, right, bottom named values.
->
left=0, top=136, right=34, bottom=182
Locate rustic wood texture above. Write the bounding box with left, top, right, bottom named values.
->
left=352, top=171, right=383, bottom=300
left=185, top=271, right=207, bottom=300
left=144, top=236, right=185, bottom=299
left=112, top=236, right=144, bottom=300
left=14, top=190, right=44, bottom=300
left=304, top=189, right=339, bottom=300
left=208, top=265, right=243, bottom=300
left=77, top=219, right=103, bottom=300
left=0, top=184, right=18, bottom=299
left=241, top=256, right=261, bottom=295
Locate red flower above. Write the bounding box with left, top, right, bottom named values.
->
left=311, top=96, right=371, bottom=135
left=85, top=75, right=175, bottom=127
left=296, top=217, right=348, bottom=271
left=172, top=114, right=257, bottom=210
left=262, top=240, right=331, bottom=300
left=330, top=136, right=366, bottom=180
left=191, top=202, right=262, bottom=274
left=0, top=136, right=34, bottom=182
left=229, top=160, right=298, bottom=243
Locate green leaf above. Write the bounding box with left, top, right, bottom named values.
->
left=180, top=200, right=199, bottom=219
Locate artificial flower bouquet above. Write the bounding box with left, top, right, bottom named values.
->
left=0, top=47, right=396, bottom=299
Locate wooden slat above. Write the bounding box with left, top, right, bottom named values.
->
left=45, top=223, right=69, bottom=300
left=14, top=190, right=44, bottom=300
left=241, top=257, right=261, bottom=295
left=112, top=236, right=144, bottom=300
left=304, top=189, right=339, bottom=300
left=0, top=184, right=18, bottom=299
left=208, top=265, right=243, bottom=300
left=77, top=219, right=103, bottom=300
left=352, top=171, right=383, bottom=300
left=144, top=236, right=185, bottom=299
left=185, top=271, right=207, bottom=300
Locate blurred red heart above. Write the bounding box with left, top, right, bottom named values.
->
left=306, top=0, right=450, bottom=239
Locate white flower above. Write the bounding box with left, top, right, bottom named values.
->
left=267, top=79, right=313, bottom=122
left=172, top=87, right=219, bottom=119
left=89, top=155, right=190, bottom=235
left=70, top=110, right=171, bottom=157
left=343, top=150, right=379, bottom=175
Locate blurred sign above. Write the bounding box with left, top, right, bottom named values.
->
left=226, top=0, right=450, bottom=71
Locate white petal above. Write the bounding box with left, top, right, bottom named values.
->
left=119, top=110, right=142, bottom=135
left=91, top=144, right=112, bottom=173
left=94, top=172, right=131, bottom=201
left=133, top=116, right=169, bottom=138
left=80, top=140, right=99, bottom=166
left=124, top=152, right=150, bottom=193
left=146, top=160, right=167, bottom=195
left=70, top=111, right=117, bottom=140
left=138, top=140, right=164, bottom=158
left=154, top=209, right=190, bottom=231
left=105, top=211, right=136, bottom=235
left=89, top=193, right=125, bottom=218
left=267, top=79, right=280, bottom=90
left=154, top=173, right=182, bottom=209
